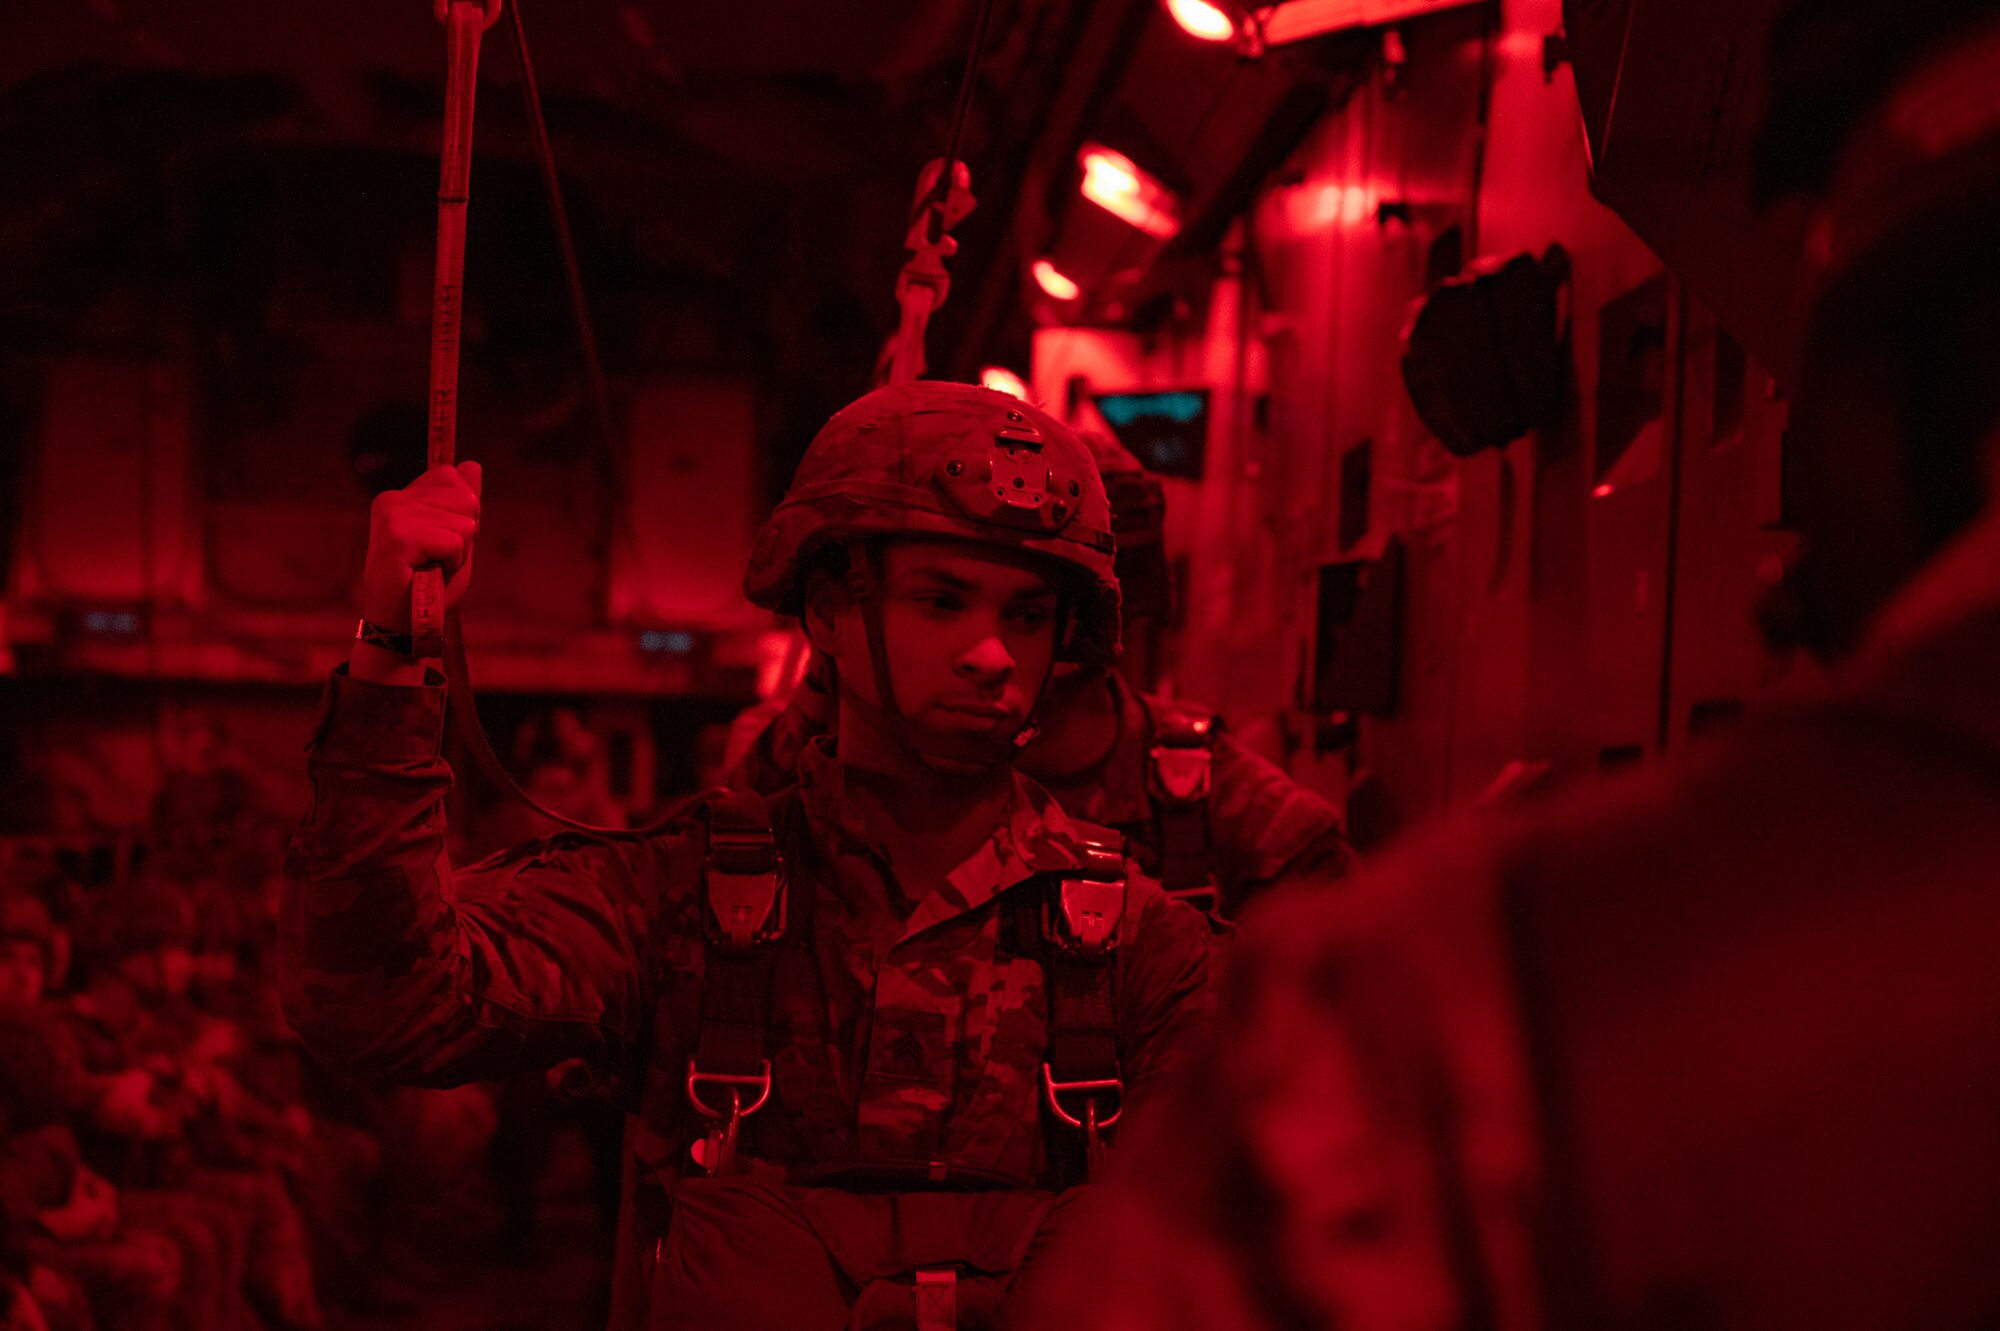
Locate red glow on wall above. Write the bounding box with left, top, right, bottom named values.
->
left=1032, top=259, right=1082, bottom=302
left=1164, top=0, right=1237, bottom=42
left=1079, top=146, right=1181, bottom=239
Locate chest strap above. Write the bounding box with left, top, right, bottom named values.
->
left=687, top=791, right=789, bottom=1176
left=1011, top=829, right=1127, bottom=1183
left=1143, top=697, right=1220, bottom=914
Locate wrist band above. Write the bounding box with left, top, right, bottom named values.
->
left=355, top=618, right=418, bottom=660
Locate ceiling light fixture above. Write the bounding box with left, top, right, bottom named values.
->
left=1078, top=146, right=1181, bottom=239
left=1251, top=0, right=1478, bottom=46
left=1164, top=0, right=1238, bottom=41
left=1031, top=259, right=1083, bottom=302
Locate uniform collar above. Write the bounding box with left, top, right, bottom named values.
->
left=795, top=736, right=1106, bottom=947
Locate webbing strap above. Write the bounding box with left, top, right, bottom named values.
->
left=1156, top=801, right=1215, bottom=897
left=1144, top=698, right=1220, bottom=901
left=1004, top=841, right=1125, bottom=1185
left=1043, top=949, right=1121, bottom=1092
left=411, top=0, right=683, bottom=840
left=692, top=948, right=774, bottom=1086
left=693, top=794, right=785, bottom=1087
left=410, top=0, right=497, bottom=662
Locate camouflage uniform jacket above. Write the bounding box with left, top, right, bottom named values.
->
left=728, top=669, right=1356, bottom=915
left=282, top=668, right=1212, bottom=1186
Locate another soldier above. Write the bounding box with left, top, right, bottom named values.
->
left=1015, top=3, right=2000, bottom=1329
left=282, top=381, right=1211, bottom=1329
left=729, top=429, right=1355, bottom=917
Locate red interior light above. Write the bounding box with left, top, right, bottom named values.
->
left=1079, top=146, right=1181, bottom=239
left=1032, top=259, right=1082, bottom=302
left=1164, top=0, right=1237, bottom=41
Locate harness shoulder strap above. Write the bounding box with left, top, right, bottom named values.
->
left=685, top=789, right=792, bottom=1176
left=1007, top=822, right=1127, bottom=1184
left=1140, top=694, right=1221, bottom=911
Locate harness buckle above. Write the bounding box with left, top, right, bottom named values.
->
left=1043, top=878, right=1124, bottom=955
left=685, top=1059, right=774, bottom=1177
left=1039, top=1068, right=1124, bottom=1130
left=1042, top=1066, right=1123, bottom=1176
left=703, top=866, right=786, bottom=953
left=701, top=804, right=786, bottom=953
left=1147, top=741, right=1214, bottom=805
left=1041, top=840, right=1127, bottom=957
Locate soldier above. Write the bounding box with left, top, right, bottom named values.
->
left=0, top=890, right=206, bottom=1331
left=1013, top=2, right=2000, bottom=1329
left=282, top=381, right=1212, bottom=1329
left=728, top=429, right=1355, bottom=918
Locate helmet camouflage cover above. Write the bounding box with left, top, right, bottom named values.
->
left=1078, top=428, right=1166, bottom=550
left=744, top=382, right=1122, bottom=663
left=1078, top=428, right=1172, bottom=626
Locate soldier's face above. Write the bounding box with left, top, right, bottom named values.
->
left=120, top=944, right=194, bottom=1001
left=0, top=941, right=44, bottom=1010
left=815, top=540, right=1062, bottom=735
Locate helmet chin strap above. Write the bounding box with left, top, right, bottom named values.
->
left=839, top=541, right=1062, bottom=771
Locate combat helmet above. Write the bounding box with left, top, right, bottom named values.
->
left=744, top=381, right=1122, bottom=763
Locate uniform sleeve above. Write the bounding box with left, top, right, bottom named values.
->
left=280, top=668, right=687, bottom=1089
left=1209, top=731, right=1358, bottom=913
left=1114, top=880, right=1213, bottom=1125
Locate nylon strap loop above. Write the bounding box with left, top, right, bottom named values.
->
left=1145, top=699, right=1221, bottom=902
left=410, top=0, right=692, bottom=840
left=1005, top=831, right=1126, bottom=1185
left=410, top=0, right=494, bottom=662
left=688, top=793, right=787, bottom=1175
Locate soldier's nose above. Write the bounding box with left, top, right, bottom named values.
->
left=957, top=635, right=1016, bottom=682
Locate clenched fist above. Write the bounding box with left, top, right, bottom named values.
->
left=352, top=462, right=482, bottom=684
left=361, top=462, right=483, bottom=629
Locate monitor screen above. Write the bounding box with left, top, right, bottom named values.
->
left=1093, top=389, right=1209, bottom=479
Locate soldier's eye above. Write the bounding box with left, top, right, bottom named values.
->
left=1007, top=605, right=1054, bottom=630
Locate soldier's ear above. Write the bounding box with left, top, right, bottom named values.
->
left=800, top=567, right=848, bottom=660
